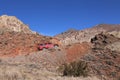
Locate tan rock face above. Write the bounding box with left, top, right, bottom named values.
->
left=56, top=28, right=106, bottom=45
left=55, top=24, right=120, bottom=45
left=109, top=31, right=120, bottom=38
left=0, top=15, right=32, bottom=33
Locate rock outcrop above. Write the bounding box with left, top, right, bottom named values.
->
left=55, top=24, right=120, bottom=45
left=82, top=33, right=120, bottom=80
left=0, top=15, right=32, bottom=33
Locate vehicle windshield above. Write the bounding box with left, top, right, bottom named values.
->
left=40, top=44, right=43, bottom=46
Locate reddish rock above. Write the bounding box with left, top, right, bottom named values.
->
left=0, top=31, right=52, bottom=57
left=66, top=42, right=91, bottom=62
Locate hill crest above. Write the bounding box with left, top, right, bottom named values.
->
left=0, top=15, right=32, bottom=33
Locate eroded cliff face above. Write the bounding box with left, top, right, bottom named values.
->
left=0, top=15, right=32, bottom=33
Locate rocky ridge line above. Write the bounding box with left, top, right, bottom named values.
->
left=0, top=15, right=33, bottom=33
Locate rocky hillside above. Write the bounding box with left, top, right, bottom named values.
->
left=0, top=15, right=32, bottom=33
left=94, top=24, right=120, bottom=32
left=82, top=33, right=120, bottom=80
left=55, top=24, right=120, bottom=80
left=0, top=31, right=52, bottom=57
left=0, top=15, right=120, bottom=80
left=0, top=15, right=55, bottom=57
left=55, top=24, right=120, bottom=45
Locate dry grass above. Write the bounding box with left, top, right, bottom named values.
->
left=0, top=62, right=99, bottom=80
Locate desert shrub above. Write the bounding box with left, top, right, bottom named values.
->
left=58, top=60, right=89, bottom=77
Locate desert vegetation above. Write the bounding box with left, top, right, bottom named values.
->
left=58, top=60, right=89, bottom=77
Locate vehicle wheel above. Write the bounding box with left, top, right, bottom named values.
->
left=54, top=45, right=59, bottom=49
left=43, top=48, right=46, bottom=51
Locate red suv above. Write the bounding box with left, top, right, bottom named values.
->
left=38, top=43, right=58, bottom=50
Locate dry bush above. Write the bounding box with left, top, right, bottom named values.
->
left=58, top=60, right=89, bottom=77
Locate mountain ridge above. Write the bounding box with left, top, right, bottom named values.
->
left=0, top=15, right=33, bottom=33
left=55, top=24, right=120, bottom=45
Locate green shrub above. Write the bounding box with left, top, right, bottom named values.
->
left=58, top=60, right=89, bottom=77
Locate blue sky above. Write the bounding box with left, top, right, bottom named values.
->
left=0, top=0, right=120, bottom=36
